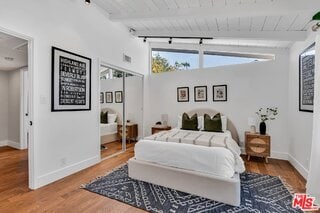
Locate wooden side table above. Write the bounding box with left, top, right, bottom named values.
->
left=151, top=125, right=171, bottom=134
left=245, top=131, right=270, bottom=163
left=118, top=123, right=138, bottom=143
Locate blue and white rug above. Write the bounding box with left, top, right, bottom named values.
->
left=82, top=165, right=302, bottom=213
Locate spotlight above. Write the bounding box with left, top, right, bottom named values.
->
left=199, top=38, right=203, bottom=45
left=85, top=0, right=91, bottom=5
left=168, top=37, right=172, bottom=44
left=143, top=37, right=147, bottom=42
left=312, top=22, right=320, bottom=32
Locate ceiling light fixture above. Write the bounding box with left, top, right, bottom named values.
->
left=85, top=0, right=91, bottom=5
left=168, top=37, right=172, bottom=44
left=199, top=38, right=203, bottom=45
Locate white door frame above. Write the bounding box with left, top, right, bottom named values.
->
left=0, top=27, right=35, bottom=189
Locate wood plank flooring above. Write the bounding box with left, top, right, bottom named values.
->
left=101, top=141, right=136, bottom=159
left=0, top=146, right=306, bottom=212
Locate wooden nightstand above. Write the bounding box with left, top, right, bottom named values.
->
left=151, top=125, right=171, bottom=134
left=245, top=131, right=270, bottom=163
left=118, top=123, right=138, bottom=143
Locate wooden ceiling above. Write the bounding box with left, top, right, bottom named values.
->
left=94, top=0, right=320, bottom=48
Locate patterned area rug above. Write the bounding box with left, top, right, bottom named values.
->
left=82, top=165, right=302, bottom=213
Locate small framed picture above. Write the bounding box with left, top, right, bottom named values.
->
left=105, top=92, right=113, bottom=103
left=213, top=85, right=227, bottom=102
left=177, top=87, right=189, bottom=102
left=100, top=92, right=104, bottom=104
left=194, top=86, right=207, bottom=102
left=115, top=91, right=123, bottom=103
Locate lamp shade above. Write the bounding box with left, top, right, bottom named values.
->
left=248, top=117, right=256, bottom=126
left=161, top=114, right=169, bottom=126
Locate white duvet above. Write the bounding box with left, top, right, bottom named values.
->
left=135, top=129, right=245, bottom=178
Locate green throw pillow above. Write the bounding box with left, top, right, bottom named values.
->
left=204, top=113, right=223, bottom=132
left=181, top=113, right=198, bottom=131
left=100, top=111, right=108, bottom=124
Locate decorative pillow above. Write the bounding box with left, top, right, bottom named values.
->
left=203, top=113, right=223, bottom=132
left=221, top=115, right=227, bottom=132
left=181, top=113, right=198, bottom=131
left=108, top=114, right=117, bottom=123
left=100, top=111, right=108, bottom=124
left=178, top=115, right=203, bottom=130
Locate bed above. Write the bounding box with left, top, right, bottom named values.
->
left=128, top=109, right=244, bottom=206
left=100, top=108, right=121, bottom=144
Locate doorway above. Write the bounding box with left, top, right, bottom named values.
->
left=99, top=63, right=143, bottom=159
left=0, top=28, right=34, bottom=189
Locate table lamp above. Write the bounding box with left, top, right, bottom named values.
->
left=248, top=117, right=256, bottom=133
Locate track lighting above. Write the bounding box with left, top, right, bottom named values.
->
left=143, top=37, right=147, bottom=42
left=168, top=37, right=172, bottom=44
left=312, top=22, right=320, bottom=32
left=85, top=0, right=91, bottom=5
left=199, top=38, right=203, bottom=45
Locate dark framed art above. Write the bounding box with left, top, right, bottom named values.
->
left=51, top=46, right=91, bottom=111
left=194, top=86, right=207, bottom=102
left=105, top=92, right=113, bottom=103
left=115, top=91, right=123, bottom=103
left=100, top=92, right=104, bottom=104
left=299, top=43, right=315, bottom=112
left=213, top=85, right=227, bottom=102
left=177, top=87, right=189, bottom=102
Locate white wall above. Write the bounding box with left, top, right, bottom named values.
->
left=0, top=0, right=148, bottom=188
left=100, top=75, right=144, bottom=138
left=146, top=47, right=290, bottom=159
left=0, top=71, right=8, bottom=143
left=8, top=69, right=20, bottom=144
left=288, top=32, right=318, bottom=179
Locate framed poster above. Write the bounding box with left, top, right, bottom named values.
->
left=100, top=92, right=104, bottom=104
left=105, top=92, right=113, bottom=103
left=213, top=85, right=227, bottom=102
left=51, top=47, right=91, bottom=111
left=299, top=43, right=315, bottom=112
left=194, top=86, right=207, bottom=102
left=177, top=87, right=189, bottom=102
left=115, top=91, right=123, bottom=103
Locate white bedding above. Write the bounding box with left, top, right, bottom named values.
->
left=135, top=140, right=244, bottom=178
left=137, top=129, right=245, bottom=178
left=100, top=123, right=117, bottom=136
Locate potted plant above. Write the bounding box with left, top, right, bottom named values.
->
left=256, top=107, right=278, bottom=135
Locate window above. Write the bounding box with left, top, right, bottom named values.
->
left=203, top=51, right=273, bottom=68
left=151, top=48, right=199, bottom=73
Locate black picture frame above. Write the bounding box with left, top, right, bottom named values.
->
left=115, top=91, right=123, bottom=103
left=100, top=92, right=104, bottom=104
left=105, top=92, right=113, bottom=103
left=194, top=86, right=207, bottom=102
left=51, top=46, right=91, bottom=112
left=299, top=43, right=315, bottom=113
left=177, top=87, right=189, bottom=102
left=213, top=85, right=227, bottom=102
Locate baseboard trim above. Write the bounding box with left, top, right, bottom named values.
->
left=288, top=154, right=308, bottom=179
left=34, top=155, right=100, bottom=189
left=0, top=140, right=8, bottom=147
left=7, top=140, right=21, bottom=149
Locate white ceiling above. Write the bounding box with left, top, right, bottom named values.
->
left=94, top=0, right=320, bottom=48
left=0, top=31, right=27, bottom=71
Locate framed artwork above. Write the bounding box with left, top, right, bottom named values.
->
left=213, top=85, right=227, bottom=102
left=115, top=91, right=123, bottom=103
left=177, top=87, right=189, bottom=102
left=100, top=92, right=104, bottom=104
left=51, top=47, right=91, bottom=111
left=299, top=43, right=315, bottom=112
left=105, top=92, right=113, bottom=103
left=194, top=86, right=207, bottom=102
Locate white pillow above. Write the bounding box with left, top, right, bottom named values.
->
left=177, top=114, right=203, bottom=130
left=221, top=115, right=227, bottom=132
left=108, top=114, right=117, bottom=123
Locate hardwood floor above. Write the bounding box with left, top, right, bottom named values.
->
left=0, top=146, right=306, bottom=212
left=101, top=141, right=136, bottom=159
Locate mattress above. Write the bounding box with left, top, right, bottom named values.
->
left=135, top=139, right=245, bottom=178
left=100, top=123, right=117, bottom=136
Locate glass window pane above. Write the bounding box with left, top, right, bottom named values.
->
left=152, top=49, right=199, bottom=73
